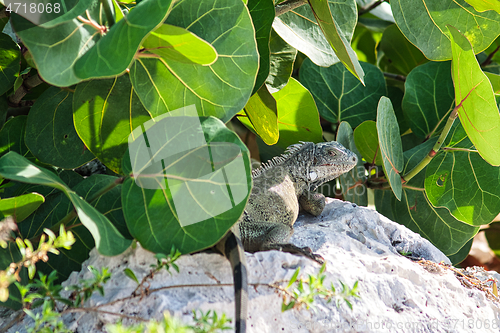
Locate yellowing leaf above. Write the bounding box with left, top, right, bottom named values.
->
left=242, top=85, right=278, bottom=145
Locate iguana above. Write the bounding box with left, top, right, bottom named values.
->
left=216, top=141, right=358, bottom=333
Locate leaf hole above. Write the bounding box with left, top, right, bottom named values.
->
left=436, top=173, right=447, bottom=187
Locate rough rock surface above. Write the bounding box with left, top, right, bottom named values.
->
left=6, top=198, right=500, bottom=332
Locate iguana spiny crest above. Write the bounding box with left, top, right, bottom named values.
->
left=251, top=141, right=358, bottom=193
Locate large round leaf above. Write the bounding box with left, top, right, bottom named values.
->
left=391, top=0, right=500, bottom=61
left=73, top=75, right=152, bottom=174
left=25, top=87, right=95, bottom=169
left=122, top=116, right=252, bottom=254
left=402, top=61, right=455, bottom=138
left=425, top=122, right=500, bottom=226
left=130, top=0, right=259, bottom=123
left=11, top=11, right=100, bottom=86
left=300, top=59, right=386, bottom=128
left=74, top=0, right=173, bottom=79
left=379, top=24, right=427, bottom=75
left=379, top=139, right=479, bottom=256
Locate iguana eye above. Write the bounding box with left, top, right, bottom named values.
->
left=328, top=150, right=337, bottom=157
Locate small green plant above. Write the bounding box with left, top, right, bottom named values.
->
left=281, top=263, right=360, bottom=312
left=23, top=300, right=71, bottom=333
left=106, top=310, right=232, bottom=333
left=190, top=310, right=232, bottom=333
left=123, top=246, right=181, bottom=297
left=65, top=266, right=111, bottom=307
left=0, top=225, right=75, bottom=302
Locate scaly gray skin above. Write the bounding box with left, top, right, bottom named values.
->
left=239, top=141, right=358, bottom=260
left=218, top=141, right=358, bottom=333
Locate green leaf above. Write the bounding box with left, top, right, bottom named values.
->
left=391, top=0, right=500, bottom=61
left=0, top=116, right=34, bottom=160
left=74, top=0, right=173, bottom=79
left=308, top=0, right=364, bottom=83
left=273, top=0, right=357, bottom=67
left=266, top=29, right=297, bottom=93
left=73, top=75, right=152, bottom=173
left=0, top=152, right=131, bottom=256
left=0, top=32, right=20, bottom=95
left=425, top=122, right=500, bottom=226
left=300, top=59, right=386, bottom=128
left=463, top=0, right=500, bottom=14
left=130, top=0, right=258, bottom=123
left=38, top=174, right=129, bottom=281
left=25, top=87, right=95, bottom=169
left=402, top=61, right=455, bottom=138
left=377, top=97, right=403, bottom=201
left=389, top=139, right=479, bottom=255
left=11, top=9, right=102, bottom=86
left=447, top=238, right=472, bottom=265
left=248, top=0, right=275, bottom=93
left=387, top=86, right=409, bottom=134
left=242, top=85, right=278, bottom=145
left=0, top=193, right=44, bottom=222
left=336, top=122, right=367, bottom=206
left=287, top=267, right=300, bottom=289
left=448, top=25, right=500, bottom=166
left=141, top=24, right=217, bottom=66
left=124, top=268, right=139, bottom=284
left=16, top=0, right=97, bottom=28
left=239, top=78, right=323, bottom=149
left=353, top=120, right=382, bottom=165
left=122, top=116, right=252, bottom=254
left=379, top=24, right=427, bottom=75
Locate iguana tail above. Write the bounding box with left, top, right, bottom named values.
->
left=217, top=230, right=248, bottom=333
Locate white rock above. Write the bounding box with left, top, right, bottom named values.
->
left=6, top=198, right=500, bottom=333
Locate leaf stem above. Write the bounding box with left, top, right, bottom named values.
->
left=275, top=0, right=308, bottom=16
left=442, top=147, right=478, bottom=153
left=100, top=0, right=115, bottom=28
left=480, top=44, right=500, bottom=67
left=403, top=107, right=458, bottom=182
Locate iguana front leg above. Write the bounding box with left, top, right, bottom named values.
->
left=299, top=192, right=326, bottom=217
left=239, top=222, right=324, bottom=264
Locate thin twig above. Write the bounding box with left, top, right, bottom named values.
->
left=383, top=72, right=406, bottom=82
left=275, top=0, right=308, bottom=16
left=481, top=45, right=500, bottom=67
left=359, top=0, right=387, bottom=16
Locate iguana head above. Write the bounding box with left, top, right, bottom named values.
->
left=306, top=141, right=358, bottom=190
left=252, top=141, right=358, bottom=190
